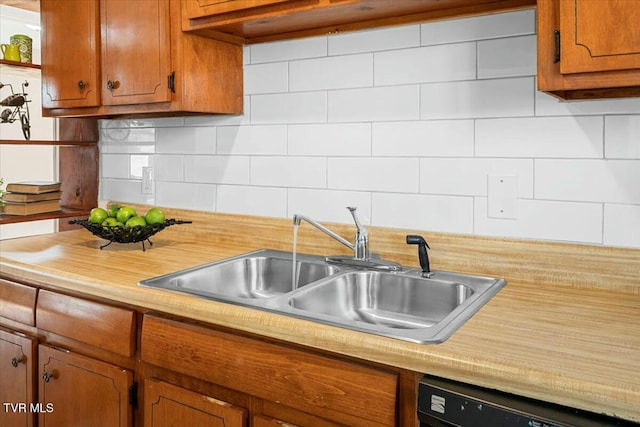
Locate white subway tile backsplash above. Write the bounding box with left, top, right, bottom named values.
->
left=420, top=158, right=533, bottom=197
left=96, top=11, right=640, bottom=249
left=251, top=92, right=327, bottom=124
left=217, top=185, right=287, bottom=217
left=420, top=9, right=535, bottom=46
left=156, top=127, right=216, bottom=154
left=290, top=54, right=373, bottom=91
left=605, top=116, right=640, bottom=159
left=287, top=188, right=371, bottom=224
left=535, top=90, right=640, bottom=116
left=288, top=123, right=371, bottom=156
left=328, top=25, right=420, bottom=55
left=184, top=156, right=250, bottom=185
left=375, top=43, right=476, bottom=86
left=217, top=125, right=287, bottom=155
left=372, top=193, right=473, bottom=233
left=130, top=155, right=150, bottom=179
left=154, top=155, right=184, bottom=181
left=421, top=78, right=534, bottom=119
left=604, top=204, right=640, bottom=247
left=244, top=62, right=288, bottom=94
left=101, top=179, right=154, bottom=205
left=250, top=37, right=327, bottom=63
left=535, top=160, right=640, bottom=204
left=155, top=182, right=216, bottom=211
left=328, top=158, right=419, bottom=192
left=251, top=156, right=326, bottom=188
left=477, top=35, right=536, bottom=79
left=328, top=85, right=420, bottom=122
left=476, top=117, right=604, bottom=158
left=474, top=198, right=603, bottom=244
left=372, top=120, right=473, bottom=157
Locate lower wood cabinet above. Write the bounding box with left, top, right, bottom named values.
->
left=0, top=328, right=37, bottom=427
left=141, top=314, right=398, bottom=427
left=144, top=378, right=247, bottom=427
left=38, top=344, right=134, bottom=427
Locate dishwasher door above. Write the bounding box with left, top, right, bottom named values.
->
left=418, top=375, right=638, bottom=427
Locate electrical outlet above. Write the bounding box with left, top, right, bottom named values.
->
left=142, top=167, right=154, bottom=194
left=487, top=175, right=517, bottom=219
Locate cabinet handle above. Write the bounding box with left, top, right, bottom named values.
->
left=106, top=80, right=119, bottom=91
left=11, top=356, right=23, bottom=367
left=78, top=80, right=86, bottom=90
left=42, top=372, right=54, bottom=383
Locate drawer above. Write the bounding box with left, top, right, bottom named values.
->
left=0, top=279, right=37, bottom=326
left=141, top=315, right=397, bottom=426
left=36, top=290, right=136, bottom=357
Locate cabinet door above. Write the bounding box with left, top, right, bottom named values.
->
left=144, top=379, right=247, bottom=427
left=559, top=0, right=640, bottom=74
left=40, top=0, right=101, bottom=109
left=38, top=345, right=133, bottom=427
left=101, top=0, right=172, bottom=105
left=0, top=329, right=36, bottom=427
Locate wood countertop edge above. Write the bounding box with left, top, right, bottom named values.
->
left=1, top=260, right=638, bottom=422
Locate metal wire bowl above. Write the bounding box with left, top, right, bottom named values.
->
left=69, top=218, right=192, bottom=251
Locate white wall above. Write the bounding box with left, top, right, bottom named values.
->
left=0, top=6, right=56, bottom=240
left=99, top=9, right=640, bottom=248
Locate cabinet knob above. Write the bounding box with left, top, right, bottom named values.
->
left=106, top=80, right=119, bottom=91
left=78, top=80, right=86, bottom=90
left=11, top=356, right=23, bottom=367
left=42, top=372, right=54, bottom=383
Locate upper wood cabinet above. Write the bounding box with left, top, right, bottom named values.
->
left=101, top=0, right=172, bottom=106
left=40, top=0, right=243, bottom=118
left=537, top=0, right=640, bottom=99
left=41, top=0, right=101, bottom=109
left=182, top=0, right=537, bottom=44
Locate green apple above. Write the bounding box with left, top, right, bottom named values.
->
left=116, top=206, right=137, bottom=224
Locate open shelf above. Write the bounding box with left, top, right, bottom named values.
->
left=0, top=59, right=41, bottom=69
left=0, top=139, right=97, bottom=146
left=0, top=207, right=90, bottom=225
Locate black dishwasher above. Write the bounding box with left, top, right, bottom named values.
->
left=418, top=375, right=639, bottom=427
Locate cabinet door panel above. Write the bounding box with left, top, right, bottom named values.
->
left=144, top=379, right=246, bottom=427
left=38, top=345, right=133, bottom=427
left=41, top=0, right=100, bottom=108
left=0, top=329, right=36, bottom=427
left=560, top=0, right=640, bottom=74
left=102, top=0, right=172, bottom=105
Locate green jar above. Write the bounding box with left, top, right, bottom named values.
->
left=10, top=34, right=32, bottom=64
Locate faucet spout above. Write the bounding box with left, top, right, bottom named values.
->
left=292, top=214, right=354, bottom=252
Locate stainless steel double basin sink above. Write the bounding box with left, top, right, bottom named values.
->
left=139, top=249, right=506, bottom=344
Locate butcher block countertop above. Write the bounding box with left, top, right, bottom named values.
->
left=1, top=205, right=639, bottom=423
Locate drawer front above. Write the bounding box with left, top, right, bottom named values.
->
left=141, top=315, right=397, bottom=426
left=36, top=290, right=135, bottom=357
left=0, top=279, right=37, bottom=326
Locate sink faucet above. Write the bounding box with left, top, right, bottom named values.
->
left=292, top=207, right=400, bottom=271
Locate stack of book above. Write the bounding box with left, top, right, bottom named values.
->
left=2, top=181, right=62, bottom=215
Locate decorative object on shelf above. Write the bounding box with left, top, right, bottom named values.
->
left=1, top=43, right=20, bottom=62
left=2, top=181, right=62, bottom=216
left=0, top=80, right=31, bottom=140
left=10, top=34, right=32, bottom=64
left=68, top=218, right=192, bottom=251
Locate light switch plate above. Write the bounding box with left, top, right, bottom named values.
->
left=142, top=167, right=154, bottom=194
left=487, top=175, right=517, bottom=219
